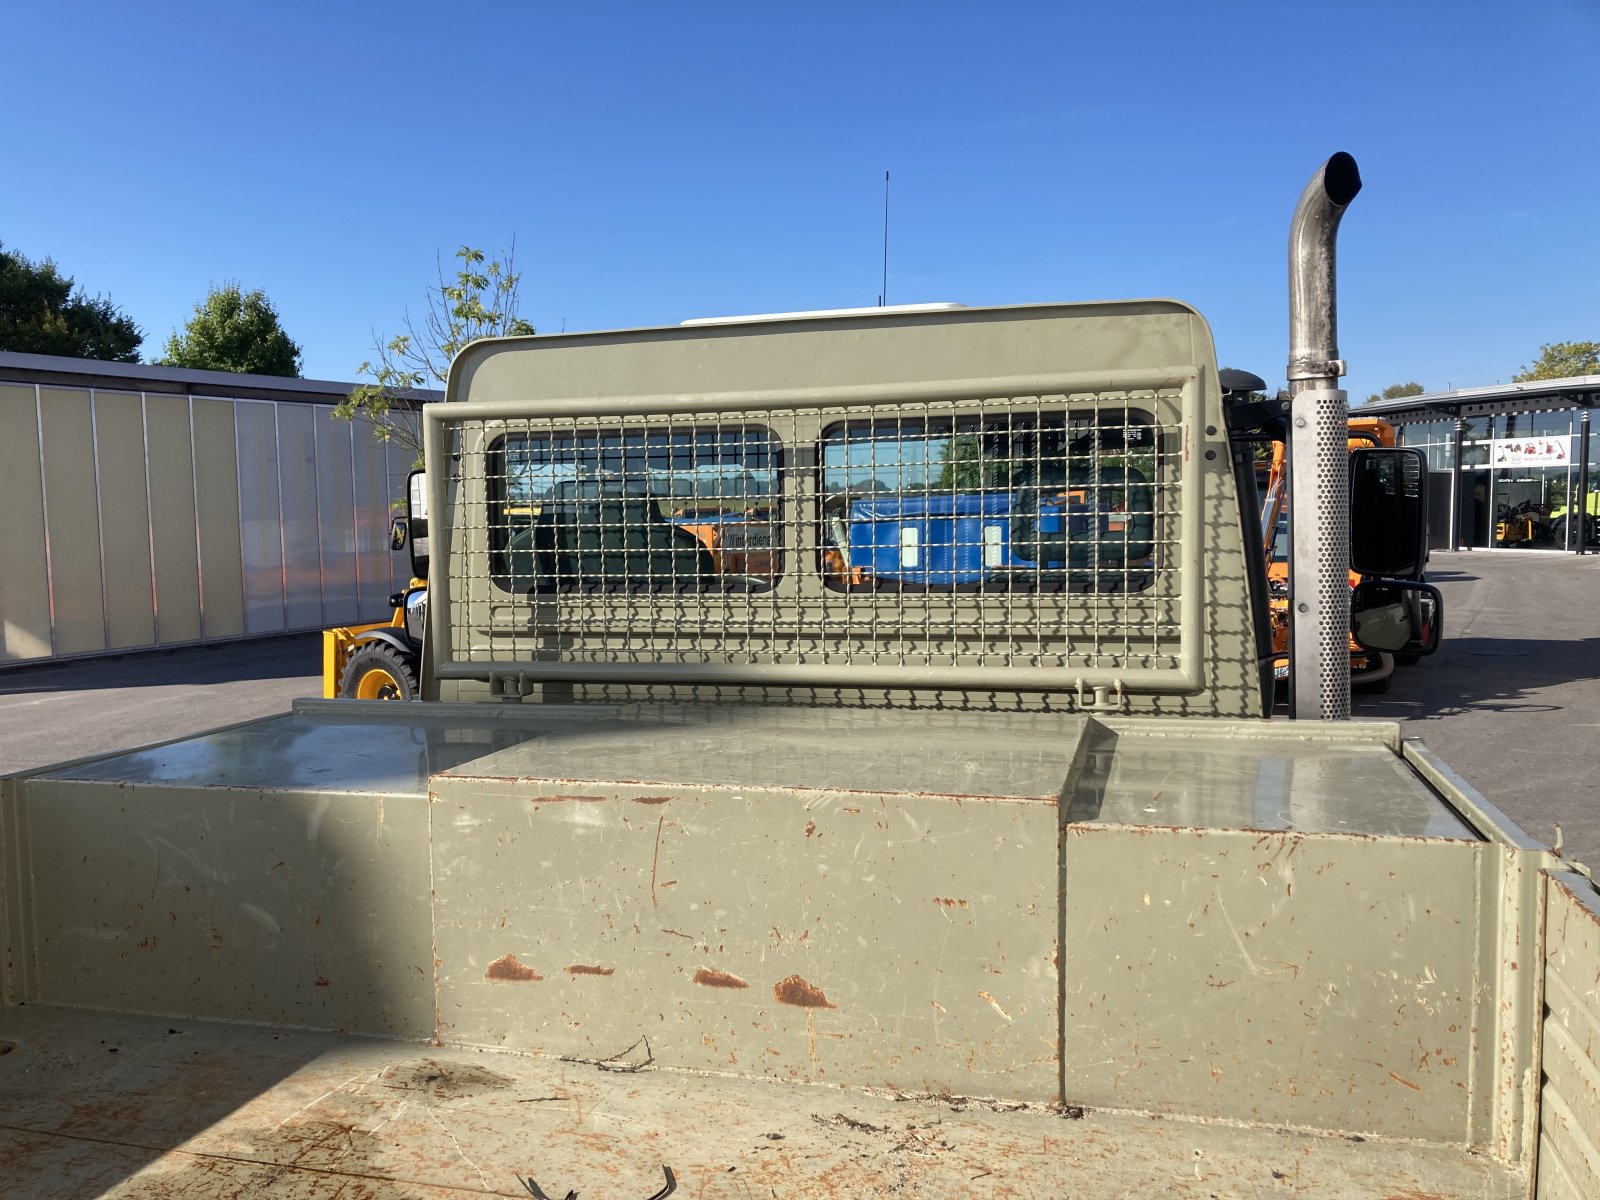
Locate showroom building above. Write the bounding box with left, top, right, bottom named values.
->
left=1349, top=375, right=1596, bottom=552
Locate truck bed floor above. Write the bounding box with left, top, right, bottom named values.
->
left=0, top=1006, right=1523, bottom=1199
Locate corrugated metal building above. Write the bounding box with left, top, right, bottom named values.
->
left=0, top=353, right=431, bottom=664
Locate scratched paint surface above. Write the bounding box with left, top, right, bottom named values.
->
left=1537, top=871, right=1600, bottom=1200
left=1062, top=824, right=1482, bottom=1141
left=12, top=779, right=435, bottom=1037
left=429, top=768, right=1062, bottom=1100
left=0, top=1004, right=1526, bottom=1199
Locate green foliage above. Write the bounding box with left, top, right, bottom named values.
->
left=1513, top=341, right=1600, bottom=382
left=1365, top=381, right=1426, bottom=403
left=337, top=244, right=536, bottom=454
left=936, top=433, right=1017, bottom=490
left=157, top=283, right=302, bottom=377
left=0, top=241, right=142, bottom=362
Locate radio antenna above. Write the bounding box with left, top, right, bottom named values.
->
left=879, top=170, right=890, bottom=306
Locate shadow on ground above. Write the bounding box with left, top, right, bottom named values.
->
left=0, top=634, right=321, bottom=695
left=1385, top=635, right=1600, bottom=722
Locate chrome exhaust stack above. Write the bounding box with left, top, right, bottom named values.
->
left=1287, top=152, right=1362, bottom=720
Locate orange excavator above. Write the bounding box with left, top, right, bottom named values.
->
left=1260, top=414, right=1426, bottom=692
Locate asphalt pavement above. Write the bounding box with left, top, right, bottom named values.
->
left=0, top=634, right=322, bottom=775
left=3, top=554, right=1597, bottom=865
left=1351, top=548, right=1600, bottom=869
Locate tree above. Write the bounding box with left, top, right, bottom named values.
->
left=157, top=283, right=303, bottom=377
left=1513, top=341, right=1600, bottom=382
left=1365, top=381, right=1426, bottom=403
left=336, top=244, right=535, bottom=455
left=0, top=241, right=142, bottom=362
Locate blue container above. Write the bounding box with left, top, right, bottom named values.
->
left=846, top=493, right=1035, bottom=585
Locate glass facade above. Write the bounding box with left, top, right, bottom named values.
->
left=1392, top=408, right=1594, bottom=550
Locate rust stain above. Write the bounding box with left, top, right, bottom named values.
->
left=977, top=989, right=1012, bottom=1021
left=313, top=976, right=331, bottom=988
left=774, top=974, right=836, bottom=1009
left=632, top=795, right=673, bottom=805
left=136, top=936, right=157, bottom=951
left=564, top=964, right=615, bottom=977
left=651, top=815, right=665, bottom=907
left=804, top=820, right=817, bottom=838
left=207, top=927, right=222, bottom=954
left=693, top=967, right=749, bottom=990
left=1388, top=1070, right=1422, bottom=1092
left=933, top=897, right=970, bottom=909
left=486, top=953, right=543, bottom=982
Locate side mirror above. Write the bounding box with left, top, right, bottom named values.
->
left=1351, top=578, right=1442, bottom=656
left=406, top=469, right=429, bottom=581
left=388, top=516, right=409, bottom=551
left=1349, top=447, right=1428, bottom=580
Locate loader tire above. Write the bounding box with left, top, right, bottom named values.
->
left=340, top=642, right=419, bottom=701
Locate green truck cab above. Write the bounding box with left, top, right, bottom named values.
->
left=2, top=156, right=1596, bottom=1198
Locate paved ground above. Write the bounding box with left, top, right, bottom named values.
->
left=1352, top=548, right=1600, bottom=869
left=0, top=634, right=322, bottom=775
left=3, top=552, right=1597, bottom=863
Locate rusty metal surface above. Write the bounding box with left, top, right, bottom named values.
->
left=429, top=767, right=1063, bottom=1100
left=0, top=1004, right=1526, bottom=1199
left=1537, top=871, right=1600, bottom=1200
left=1061, top=824, right=1484, bottom=1142
left=3, top=702, right=1579, bottom=1188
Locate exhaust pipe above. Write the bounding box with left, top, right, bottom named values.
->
left=1288, top=152, right=1362, bottom=397
left=1287, top=153, right=1361, bottom=721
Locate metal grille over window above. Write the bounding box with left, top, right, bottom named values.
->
left=425, top=375, right=1204, bottom=699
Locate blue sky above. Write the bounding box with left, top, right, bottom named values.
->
left=3, top=1, right=1596, bottom=400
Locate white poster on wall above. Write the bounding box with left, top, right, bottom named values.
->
left=1491, top=436, right=1572, bottom=468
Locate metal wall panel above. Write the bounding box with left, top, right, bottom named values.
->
left=37, top=388, right=105, bottom=656
left=12, top=776, right=434, bottom=1038
left=0, top=386, right=52, bottom=661
left=313, top=412, right=359, bottom=626
left=1537, top=872, right=1600, bottom=1200
left=352, top=420, right=391, bottom=620
left=430, top=754, right=1061, bottom=1098
left=274, top=404, right=322, bottom=629
left=91, top=391, right=156, bottom=650
left=234, top=401, right=285, bottom=634
left=1062, top=824, right=1482, bottom=1141
left=144, top=394, right=202, bottom=644
left=385, top=435, right=415, bottom=592
left=4, top=382, right=410, bottom=661
left=190, top=398, right=245, bottom=639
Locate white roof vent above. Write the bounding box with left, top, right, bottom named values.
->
left=681, top=302, right=965, bottom=328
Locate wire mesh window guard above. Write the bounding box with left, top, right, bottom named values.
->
left=428, top=374, right=1202, bottom=696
